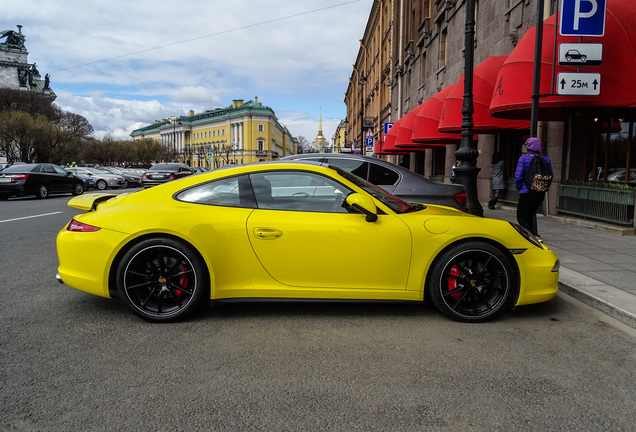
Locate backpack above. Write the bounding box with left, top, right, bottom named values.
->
left=525, top=155, right=552, bottom=192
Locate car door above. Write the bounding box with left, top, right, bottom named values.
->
left=40, top=164, right=66, bottom=193
left=246, top=170, right=412, bottom=290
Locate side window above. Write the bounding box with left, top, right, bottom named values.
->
left=41, top=165, right=56, bottom=173
left=368, top=163, right=400, bottom=186
left=324, top=158, right=369, bottom=181
left=176, top=175, right=255, bottom=208
left=249, top=171, right=351, bottom=213
left=53, top=165, right=68, bottom=175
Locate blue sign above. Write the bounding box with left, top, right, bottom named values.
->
left=383, top=122, right=394, bottom=134
left=365, top=137, right=374, bottom=147
left=560, top=0, right=606, bottom=37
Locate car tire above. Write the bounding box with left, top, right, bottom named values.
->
left=72, top=182, right=85, bottom=196
left=35, top=184, right=49, bottom=199
left=428, top=241, right=514, bottom=323
left=121, top=180, right=129, bottom=189
left=116, top=237, right=209, bottom=323
left=96, top=179, right=107, bottom=190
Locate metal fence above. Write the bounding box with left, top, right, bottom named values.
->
left=556, top=184, right=636, bottom=226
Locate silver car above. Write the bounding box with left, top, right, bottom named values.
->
left=66, top=167, right=126, bottom=190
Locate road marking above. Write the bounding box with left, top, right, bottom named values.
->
left=0, top=211, right=63, bottom=224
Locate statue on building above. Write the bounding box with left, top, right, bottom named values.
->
left=31, top=63, right=39, bottom=76
left=0, top=25, right=26, bottom=50
left=17, top=67, right=27, bottom=87
left=44, top=73, right=50, bottom=89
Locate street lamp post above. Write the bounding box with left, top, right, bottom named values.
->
left=359, top=74, right=367, bottom=155
left=453, top=0, right=483, bottom=216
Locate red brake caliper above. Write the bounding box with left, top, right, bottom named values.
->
left=176, top=267, right=189, bottom=297
left=447, top=265, right=462, bottom=301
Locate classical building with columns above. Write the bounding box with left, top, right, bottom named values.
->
left=130, top=98, right=296, bottom=167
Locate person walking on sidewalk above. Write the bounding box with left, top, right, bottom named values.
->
left=488, top=152, right=505, bottom=209
left=515, top=138, right=553, bottom=236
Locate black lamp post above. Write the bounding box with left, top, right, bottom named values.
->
left=453, top=0, right=483, bottom=216
left=359, top=73, right=367, bottom=155
left=342, top=119, right=348, bottom=154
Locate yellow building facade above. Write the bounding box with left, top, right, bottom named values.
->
left=130, top=98, right=296, bottom=168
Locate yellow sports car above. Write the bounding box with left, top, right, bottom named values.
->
left=56, top=162, right=559, bottom=323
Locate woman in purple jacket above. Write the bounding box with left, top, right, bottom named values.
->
left=515, top=137, right=553, bottom=236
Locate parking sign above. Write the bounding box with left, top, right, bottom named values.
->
left=560, top=0, right=606, bottom=37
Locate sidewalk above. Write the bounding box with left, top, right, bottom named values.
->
left=482, top=205, right=636, bottom=329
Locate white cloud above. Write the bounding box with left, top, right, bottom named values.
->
left=5, top=0, right=372, bottom=143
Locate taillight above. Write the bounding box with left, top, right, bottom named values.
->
left=67, top=219, right=101, bottom=232
left=169, top=173, right=177, bottom=179
left=141, top=173, right=147, bottom=179
left=12, top=174, right=28, bottom=181
left=454, top=192, right=467, bottom=207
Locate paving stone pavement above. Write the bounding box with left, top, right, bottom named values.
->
left=483, top=204, right=636, bottom=329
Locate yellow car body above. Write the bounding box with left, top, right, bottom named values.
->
left=56, top=162, right=558, bottom=322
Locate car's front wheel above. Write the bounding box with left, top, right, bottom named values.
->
left=116, top=237, right=209, bottom=322
left=72, top=182, right=85, bottom=196
left=428, top=242, right=514, bottom=322
left=96, top=179, right=107, bottom=190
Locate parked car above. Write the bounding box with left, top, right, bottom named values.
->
left=606, top=168, right=636, bottom=183
left=56, top=161, right=559, bottom=323
left=97, top=167, right=142, bottom=188
left=66, top=167, right=126, bottom=190
left=0, top=163, right=85, bottom=199
left=281, top=153, right=468, bottom=212
left=141, top=163, right=194, bottom=188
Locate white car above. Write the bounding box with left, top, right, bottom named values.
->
left=66, top=167, right=126, bottom=190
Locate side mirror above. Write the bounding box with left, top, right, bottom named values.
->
left=346, top=193, right=378, bottom=222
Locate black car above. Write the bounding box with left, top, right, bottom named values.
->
left=141, top=163, right=194, bottom=188
left=0, top=163, right=85, bottom=200
left=281, top=153, right=467, bottom=212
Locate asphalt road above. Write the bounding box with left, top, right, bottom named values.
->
left=1, top=191, right=635, bottom=431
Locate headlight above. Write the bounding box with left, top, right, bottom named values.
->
left=509, top=223, right=543, bottom=248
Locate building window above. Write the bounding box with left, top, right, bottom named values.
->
left=439, top=27, right=447, bottom=69
left=258, top=124, right=264, bottom=132
left=258, top=140, right=265, bottom=151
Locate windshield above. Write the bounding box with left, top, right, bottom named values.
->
left=332, top=166, right=415, bottom=214
left=149, top=164, right=181, bottom=171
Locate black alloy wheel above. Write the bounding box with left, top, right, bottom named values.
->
left=429, top=242, right=514, bottom=322
left=96, top=179, right=107, bottom=190
left=116, top=238, right=209, bottom=322
left=36, top=184, right=49, bottom=199
left=73, top=182, right=85, bottom=196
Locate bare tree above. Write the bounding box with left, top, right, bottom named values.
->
left=295, top=136, right=316, bottom=154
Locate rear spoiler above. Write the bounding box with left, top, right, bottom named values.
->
left=67, top=193, right=119, bottom=211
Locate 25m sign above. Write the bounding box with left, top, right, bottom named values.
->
left=557, top=72, right=601, bottom=96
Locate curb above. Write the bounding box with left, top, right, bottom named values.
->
left=558, top=280, right=636, bottom=329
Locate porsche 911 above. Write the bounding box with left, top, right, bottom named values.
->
left=56, top=161, right=559, bottom=323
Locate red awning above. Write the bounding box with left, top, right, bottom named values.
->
left=490, top=0, right=636, bottom=120
left=408, top=86, right=461, bottom=145
left=438, top=56, right=530, bottom=132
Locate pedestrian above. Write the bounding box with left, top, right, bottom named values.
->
left=450, top=159, right=460, bottom=184
left=488, top=152, right=505, bottom=209
left=515, top=137, right=553, bottom=236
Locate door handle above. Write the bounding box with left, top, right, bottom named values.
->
left=253, top=228, right=283, bottom=239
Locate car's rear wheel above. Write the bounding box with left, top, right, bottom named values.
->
left=428, top=242, right=514, bottom=322
left=96, top=179, right=107, bottom=190
left=121, top=180, right=129, bottom=189
left=72, top=182, right=85, bottom=195
left=116, top=237, right=209, bottom=322
left=35, top=184, right=49, bottom=199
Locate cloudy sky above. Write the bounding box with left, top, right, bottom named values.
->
left=4, top=0, right=372, bottom=142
